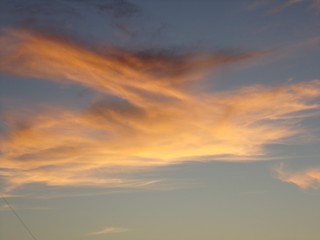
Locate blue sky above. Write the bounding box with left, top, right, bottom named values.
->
left=1, top=1, right=320, bottom=240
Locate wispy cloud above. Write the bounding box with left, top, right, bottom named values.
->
left=0, top=0, right=141, bottom=24
left=89, top=226, right=129, bottom=235
left=0, top=28, right=320, bottom=194
left=274, top=164, right=320, bottom=190
left=312, top=0, right=320, bottom=10
left=94, top=0, right=141, bottom=18
left=0, top=203, right=10, bottom=211
left=250, top=0, right=320, bottom=13
left=271, top=0, right=305, bottom=13
left=0, top=29, right=267, bottom=105
left=0, top=0, right=158, bottom=44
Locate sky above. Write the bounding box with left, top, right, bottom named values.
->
left=0, top=0, right=320, bottom=239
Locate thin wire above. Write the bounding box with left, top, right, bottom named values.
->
left=1, top=196, right=39, bottom=240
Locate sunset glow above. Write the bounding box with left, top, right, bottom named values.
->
left=1, top=1, right=319, bottom=240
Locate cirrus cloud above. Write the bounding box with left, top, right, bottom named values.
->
left=0, top=28, right=320, bottom=195
left=274, top=164, right=320, bottom=190
left=89, top=226, right=129, bottom=235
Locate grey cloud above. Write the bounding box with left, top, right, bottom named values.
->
left=0, top=0, right=141, bottom=36
left=95, top=0, right=141, bottom=18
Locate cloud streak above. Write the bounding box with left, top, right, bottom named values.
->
left=274, top=164, right=320, bottom=190
left=0, top=28, right=320, bottom=194
left=250, top=0, right=320, bottom=14
left=246, top=0, right=320, bottom=14
left=89, top=226, right=129, bottom=235
left=271, top=0, right=304, bottom=13
left=0, top=29, right=267, bottom=105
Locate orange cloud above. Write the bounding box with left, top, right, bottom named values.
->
left=2, top=80, right=319, bottom=193
left=0, top=29, right=266, bottom=106
left=0, top=29, right=320, bottom=194
left=274, top=164, right=320, bottom=190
